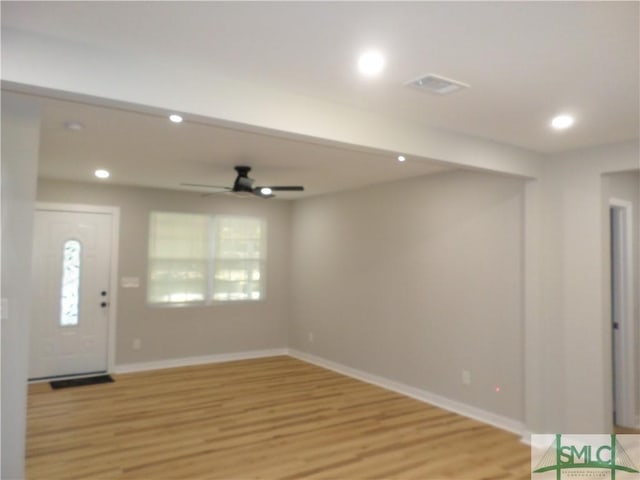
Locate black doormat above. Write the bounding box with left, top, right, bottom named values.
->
left=50, top=375, right=114, bottom=390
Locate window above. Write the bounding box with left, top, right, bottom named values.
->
left=60, top=239, right=81, bottom=326
left=148, top=213, right=210, bottom=304
left=147, top=212, right=266, bottom=305
left=212, top=216, right=264, bottom=301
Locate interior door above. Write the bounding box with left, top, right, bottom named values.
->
left=29, top=209, right=112, bottom=379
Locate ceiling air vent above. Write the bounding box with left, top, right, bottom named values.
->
left=405, top=74, right=469, bottom=95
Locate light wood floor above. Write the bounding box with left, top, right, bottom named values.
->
left=615, top=426, right=640, bottom=434
left=27, top=356, right=531, bottom=479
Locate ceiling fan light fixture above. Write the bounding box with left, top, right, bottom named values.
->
left=183, top=165, right=304, bottom=199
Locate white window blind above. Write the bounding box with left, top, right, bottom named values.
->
left=212, top=216, right=265, bottom=301
left=147, top=212, right=265, bottom=305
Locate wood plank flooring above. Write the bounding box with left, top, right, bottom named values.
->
left=615, top=426, right=640, bottom=434
left=27, top=356, right=531, bottom=479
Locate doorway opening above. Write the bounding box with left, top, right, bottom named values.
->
left=609, top=199, right=637, bottom=429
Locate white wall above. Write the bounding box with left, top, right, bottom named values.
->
left=1, top=93, right=41, bottom=479
left=537, top=140, right=639, bottom=433
left=289, top=142, right=640, bottom=436
left=290, top=170, right=526, bottom=422
left=36, top=179, right=292, bottom=366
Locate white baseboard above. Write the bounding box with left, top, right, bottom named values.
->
left=520, top=430, right=535, bottom=446
left=114, top=348, right=289, bottom=374
left=289, top=349, right=525, bottom=437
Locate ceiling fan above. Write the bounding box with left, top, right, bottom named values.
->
left=181, top=165, right=304, bottom=198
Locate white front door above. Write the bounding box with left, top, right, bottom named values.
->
left=29, top=209, right=113, bottom=379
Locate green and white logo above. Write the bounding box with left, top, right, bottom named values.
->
left=532, top=434, right=640, bottom=479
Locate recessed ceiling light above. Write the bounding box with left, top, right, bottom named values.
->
left=397, top=155, right=406, bottom=162
left=94, top=169, right=110, bottom=179
left=358, top=50, right=385, bottom=76
left=169, top=114, right=183, bottom=123
left=551, top=114, right=574, bottom=130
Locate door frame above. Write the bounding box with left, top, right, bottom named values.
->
left=608, top=197, right=637, bottom=428
left=34, top=202, right=120, bottom=376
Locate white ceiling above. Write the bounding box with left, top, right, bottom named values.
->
left=37, top=97, right=450, bottom=197
left=2, top=1, right=638, bottom=196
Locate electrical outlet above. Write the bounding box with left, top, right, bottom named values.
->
left=133, top=338, right=142, bottom=350
left=308, top=332, right=314, bottom=343
left=462, top=370, right=471, bottom=385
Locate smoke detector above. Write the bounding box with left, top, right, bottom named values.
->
left=405, top=74, right=469, bottom=95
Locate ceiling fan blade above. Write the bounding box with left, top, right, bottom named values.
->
left=183, top=167, right=303, bottom=200
left=180, top=183, right=231, bottom=190
left=257, top=186, right=305, bottom=191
